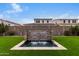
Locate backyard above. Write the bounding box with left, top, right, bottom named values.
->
left=0, top=36, right=79, bottom=56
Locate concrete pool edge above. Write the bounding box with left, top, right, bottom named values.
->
left=10, top=40, right=67, bottom=50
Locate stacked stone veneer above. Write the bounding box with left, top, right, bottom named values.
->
left=10, top=23, right=70, bottom=36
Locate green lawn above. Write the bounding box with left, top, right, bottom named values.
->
left=0, top=36, right=79, bottom=56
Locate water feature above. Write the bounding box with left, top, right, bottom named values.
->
left=20, top=40, right=57, bottom=47
left=20, top=30, right=57, bottom=47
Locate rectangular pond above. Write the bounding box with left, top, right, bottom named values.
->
left=20, top=40, right=57, bottom=47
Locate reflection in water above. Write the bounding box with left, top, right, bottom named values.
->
left=31, top=41, right=47, bottom=45
left=20, top=40, right=57, bottom=47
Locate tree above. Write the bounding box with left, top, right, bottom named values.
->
left=64, top=25, right=79, bottom=36
left=0, top=23, right=9, bottom=36
left=70, top=26, right=79, bottom=36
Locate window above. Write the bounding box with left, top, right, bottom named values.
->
left=36, top=20, right=40, bottom=23
left=42, top=20, right=44, bottom=23
left=47, top=20, right=49, bottom=23
left=8, top=24, right=10, bottom=26
left=72, top=20, right=76, bottom=23
left=68, top=20, right=70, bottom=23
left=63, top=20, right=65, bottom=23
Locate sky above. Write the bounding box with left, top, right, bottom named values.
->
left=0, top=3, right=79, bottom=24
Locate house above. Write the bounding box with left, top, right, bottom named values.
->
left=0, top=19, right=21, bottom=26
left=34, top=18, right=52, bottom=23
left=23, top=18, right=79, bottom=36
left=34, top=18, right=79, bottom=26
left=0, top=18, right=79, bottom=36
left=52, top=19, right=79, bottom=24
left=0, top=19, right=22, bottom=35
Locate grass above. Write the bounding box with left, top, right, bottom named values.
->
left=0, top=36, right=79, bottom=56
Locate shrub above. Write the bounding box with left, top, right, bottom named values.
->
left=7, top=31, right=16, bottom=36
left=64, top=25, right=79, bottom=36
left=64, top=31, right=70, bottom=36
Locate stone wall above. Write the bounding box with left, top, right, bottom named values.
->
left=9, top=23, right=70, bottom=36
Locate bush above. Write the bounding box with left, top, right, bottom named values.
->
left=7, top=31, right=16, bottom=36
left=64, top=31, right=70, bottom=36
left=64, top=25, right=79, bottom=36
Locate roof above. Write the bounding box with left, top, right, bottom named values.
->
left=34, top=18, right=52, bottom=20
left=0, top=19, right=21, bottom=26
left=34, top=18, right=79, bottom=21
left=55, top=19, right=79, bottom=20
left=23, top=23, right=57, bottom=26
